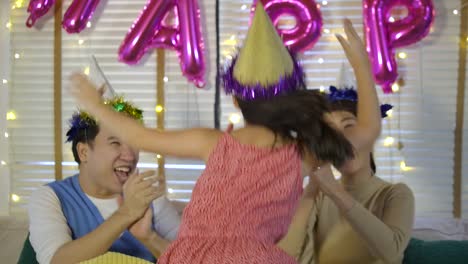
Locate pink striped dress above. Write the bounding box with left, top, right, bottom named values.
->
left=157, top=132, right=303, bottom=264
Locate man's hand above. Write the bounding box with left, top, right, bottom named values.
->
left=119, top=170, right=165, bottom=222
left=121, top=200, right=172, bottom=259
left=129, top=207, right=154, bottom=242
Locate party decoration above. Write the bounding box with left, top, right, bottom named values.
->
left=66, top=96, right=143, bottom=142
left=222, top=2, right=306, bottom=101
left=327, top=86, right=393, bottom=118
left=251, top=0, right=323, bottom=53
left=363, top=0, right=434, bottom=93
left=118, top=0, right=206, bottom=88
left=26, top=0, right=55, bottom=28
left=62, top=0, right=102, bottom=33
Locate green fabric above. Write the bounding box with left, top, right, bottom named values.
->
left=403, top=238, right=468, bottom=264
left=17, top=233, right=38, bottom=264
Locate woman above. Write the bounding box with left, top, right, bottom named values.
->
left=278, top=19, right=415, bottom=264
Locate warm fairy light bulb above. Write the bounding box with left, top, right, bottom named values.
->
left=319, top=86, right=325, bottom=93
left=6, top=111, right=17, bottom=120
left=4, top=132, right=9, bottom=138
left=78, top=39, right=84, bottom=45
left=322, top=1, right=328, bottom=5
left=163, top=76, right=169, bottom=83
left=87, top=21, right=92, bottom=28
left=323, top=28, right=330, bottom=34
left=391, top=83, right=400, bottom=92
left=15, top=0, right=25, bottom=8
left=1, top=161, right=6, bottom=166
left=453, top=9, right=459, bottom=15
left=2, top=79, right=7, bottom=84
left=223, top=36, right=237, bottom=46
left=229, top=113, right=241, bottom=124
left=383, top=136, right=394, bottom=147
left=400, top=161, right=412, bottom=171
left=155, top=105, right=164, bottom=113
left=84, top=66, right=90, bottom=75
left=6, top=22, right=12, bottom=29
left=156, top=154, right=162, bottom=159
left=386, top=109, right=393, bottom=118
left=241, top=4, right=247, bottom=10
left=168, top=188, right=174, bottom=194
left=389, top=17, right=395, bottom=22
left=318, top=58, right=324, bottom=64
left=398, top=52, right=407, bottom=59
left=11, top=194, right=20, bottom=202
left=14, top=53, right=20, bottom=59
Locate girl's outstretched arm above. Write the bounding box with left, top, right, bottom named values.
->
left=336, top=19, right=381, bottom=150
left=68, top=73, right=220, bottom=161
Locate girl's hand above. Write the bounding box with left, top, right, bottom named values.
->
left=69, top=73, right=103, bottom=111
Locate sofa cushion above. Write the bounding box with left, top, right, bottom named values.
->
left=403, top=238, right=468, bottom=264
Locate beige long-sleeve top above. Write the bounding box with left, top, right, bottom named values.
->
left=298, top=176, right=415, bottom=264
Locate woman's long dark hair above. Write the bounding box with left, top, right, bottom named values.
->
left=236, top=89, right=354, bottom=168
left=329, top=99, right=377, bottom=174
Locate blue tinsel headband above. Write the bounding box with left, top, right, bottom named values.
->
left=327, top=86, right=393, bottom=118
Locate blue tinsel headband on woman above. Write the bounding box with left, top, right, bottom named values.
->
left=327, top=86, right=393, bottom=118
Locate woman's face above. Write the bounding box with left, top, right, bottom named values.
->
left=327, top=110, right=357, bottom=132
left=326, top=110, right=370, bottom=175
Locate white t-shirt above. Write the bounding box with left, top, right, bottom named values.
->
left=28, top=185, right=181, bottom=264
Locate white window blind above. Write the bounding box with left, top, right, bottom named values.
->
left=0, top=0, right=12, bottom=216
left=8, top=0, right=55, bottom=216
left=6, top=0, right=467, bottom=218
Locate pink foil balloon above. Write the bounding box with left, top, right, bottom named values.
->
left=62, top=0, right=102, bottom=34
left=252, top=0, right=323, bottom=53
left=363, top=0, right=434, bottom=93
left=26, top=0, right=55, bottom=28
left=119, top=0, right=206, bottom=88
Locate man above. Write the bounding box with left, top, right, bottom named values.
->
left=27, top=96, right=180, bottom=263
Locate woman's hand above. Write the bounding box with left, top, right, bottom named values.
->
left=336, top=19, right=371, bottom=71
left=309, top=163, right=343, bottom=197
left=311, top=163, right=355, bottom=212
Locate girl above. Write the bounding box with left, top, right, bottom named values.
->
left=68, top=4, right=355, bottom=264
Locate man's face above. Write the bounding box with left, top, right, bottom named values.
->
left=85, top=126, right=139, bottom=194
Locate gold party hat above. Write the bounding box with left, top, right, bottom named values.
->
left=222, top=2, right=305, bottom=100
left=233, top=2, right=294, bottom=86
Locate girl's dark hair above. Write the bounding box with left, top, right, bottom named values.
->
left=236, top=89, right=354, bottom=168
left=329, top=99, right=377, bottom=174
